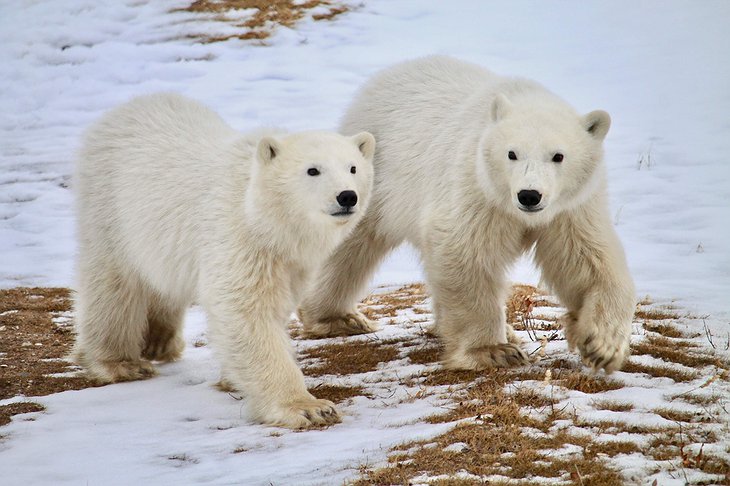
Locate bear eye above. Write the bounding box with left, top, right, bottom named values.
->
left=307, top=168, right=320, bottom=176
left=552, top=153, right=564, bottom=163
left=350, top=166, right=357, bottom=174
left=508, top=151, right=517, bottom=161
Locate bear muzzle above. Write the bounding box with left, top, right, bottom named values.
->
left=517, top=189, right=544, bottom=212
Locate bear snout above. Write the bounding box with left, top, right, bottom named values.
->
left=517, top=189, right=542, bottom=211
left=336, top=190, right=358, bottom=208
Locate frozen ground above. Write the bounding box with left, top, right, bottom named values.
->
left=1, top=0, right=729, bottom=484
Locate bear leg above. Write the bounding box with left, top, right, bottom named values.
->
left=299, top=214, right=398, bottom=338
left=534, top=206, right=635, bottom=373
left=142, top=294, right=186, bottom=362
left=423, top=243, right=529, bottom=370
left=73, top=257, right=156, bottom=383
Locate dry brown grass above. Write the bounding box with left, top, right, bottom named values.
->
left=587, top=440, right=641, bottom=457
left=592, top=399, right=634, bottom=412
left=647, top=430, right=730, bottom=477
left=349, top=283, right=730, bottom=485
left=358, top=416, right=624, bottom=485
left=556, top=370, right=624, bottom=394
left=178, top=0, right=350, bottom=43
left=3, top=285, right=728, bottom=483
left=360, top=283, right=429, bottom=321
left=0, top=402, right=45, bottom=426
left=308, top=384, right=367, bottom=404
left=574, top=419, right=671, bottom=435
left=631, top=338, right=725, bottom=369
left=653, top=407, right=710, bottom=424
left=643, top=321, right=686, bottom=338
left=406, top=343, right=442, bottom=365
left=621, top=360, right=699, bottom=382
left=301, top=339, right=401, bottom=376
left=0, top=288, right=97, bottom=402
left=673, top=392, right=726, bottom=407
left=634, top=307, right=682, bottom=320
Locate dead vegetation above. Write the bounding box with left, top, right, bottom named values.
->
left=360, top=283, right=429, bottom=322
left=0, top=287, right=96, bottom=402
left=2, top=284, right=729, bottom=483
left=592, top=400, right=634, bottom=412
left=0, top=402, right=45, bottom=427
left=631, top=336, right=726, bottom=369
left=621, top=360, right=699, bottom=382
left=346, top=285, right=730, bottom=484
left=308, top=384, right=367, bottom=404
left=177, top=0, right=350, bottom=43
left=635, top=307, right=682, bottom=321
left=301, top=339, right=401, bottom=376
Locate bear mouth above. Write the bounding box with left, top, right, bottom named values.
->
left=518, top=206, right=544, bottom=213
left=330, top=209, right=355, bottom=217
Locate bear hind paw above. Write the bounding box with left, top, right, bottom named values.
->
left=445, top=343, right=530, bottom=370
left=84, top=359, right=157, bottom=384
left=301, top=311, right=378, bottom=339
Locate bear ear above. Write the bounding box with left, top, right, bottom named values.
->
left=256, top=136, right=281, bottom=165
left=583, top=110, right=611, bottom=141
left=352, top=131, right=376, bottom=160
left=491, top=94, right=513, bottom=122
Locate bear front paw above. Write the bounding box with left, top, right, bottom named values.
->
left=444, top=343, right=530, bottom=370
left=301, top=311, right=378, bottom=339
left=574, top=331, right=629, bottom=373
left=262, top=397, right=341, bottom=429
left=562, top=312, right=630, bottom=373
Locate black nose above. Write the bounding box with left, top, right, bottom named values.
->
left=517, top=190, right=542, bottom=207
left=336, top=190, right=358, bottom=208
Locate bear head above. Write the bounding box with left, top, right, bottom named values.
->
left=478, top=92, right=611, bottom=227
left=249, top=130, right=375, bottom=238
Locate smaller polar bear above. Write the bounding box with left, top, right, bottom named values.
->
left=73, top=93, right=374, bottom=428
left=299, top=56, right=635, bottom=373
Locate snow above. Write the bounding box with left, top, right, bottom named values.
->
left=1, top=0, right=729, bottom=484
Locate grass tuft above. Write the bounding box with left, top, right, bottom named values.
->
left=593, top=400, right=634, bottom=412
left=621, top=360, right=699, bottom=382
left=302, top=340, right=400, bottom=376
left=0, top=402, right=45, bottom=426
left=308, top=384, right=367, bottom=404
left=178, top=0, right=350, bottom=44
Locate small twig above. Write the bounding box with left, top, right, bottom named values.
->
left=573, top=464, right=584, bottom=485
left=703, top=320, right=715, bottom=349
left=675, top=371, right=722, bottom=397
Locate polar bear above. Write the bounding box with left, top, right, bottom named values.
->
left=299, top=56, right=635, bottom=373
left=73, top=93, right=375, bottom=428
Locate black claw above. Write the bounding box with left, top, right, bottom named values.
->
left=596, top=351, right=616, bottom=371
left=583, top=346, right=601, bottom=362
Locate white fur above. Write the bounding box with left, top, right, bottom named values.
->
left=72, top=93, right=374, bottom=428
left=299, top=56, right=635, bottom=373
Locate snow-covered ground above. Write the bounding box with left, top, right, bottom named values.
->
left=1, top=0, right=729, bottom=484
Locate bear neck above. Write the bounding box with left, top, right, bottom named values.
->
left=240, top=202, right=338, bottom=269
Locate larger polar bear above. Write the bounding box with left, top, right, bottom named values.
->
left=300, top=56, right=635, bottom=373
left=73, top=93, right=375, bottom=428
